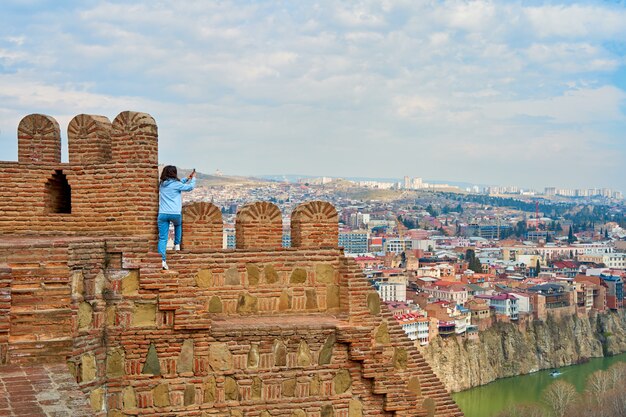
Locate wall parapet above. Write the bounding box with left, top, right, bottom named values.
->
left=0, top=111, right=159, bottom=239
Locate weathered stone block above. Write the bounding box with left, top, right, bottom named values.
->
left=334, top=369, right=352, bottom=394
left=78, top=302, right=93, bottom=331
left=122, top=386, right=136, bottom=409
left=315, top=264, right=335, bottom=283
left=82, top=353, right=97, bottom=382
left=278, top=290, right=292, bottom=311
left=310, top=375, right=320, bottom=395
left=423, top=398, right=436, bottom=417
left=142, top=343, right=161, bottom=375
left=252, top=376, right=262, bottom=400
left=178, top=339, right=194, bottom=374
left=305, top=289, right=318, bottom=310
left=196, top=269, right=213, bottom=288
left=225, top=267, right=240, bottom=286
left=121, top=270, right=139, bottom=295
left=394, top=347, right=408, bottom=370
left=105, top=305, right=116, bottom=326
left=153, top=383, right=170, bottom=407
left=319, top=334, right=336, bottom=365
left=290, top=268, right=307, bottom=284
left=327, top=284, right=340, bottom=309
left=297, top=340, right=312, bottom=367
left=184, top=384, right=195, bottom=405
left=203, top=376, right=216, bottom=403
left=407, top=376, right=421, bottom=396
left=375, top=321, right=390, bottom=345
left=247, top=264, right=260, bottom=286
left=209, top=296, right=223, bottom=313
left=274, top=340, right=287, bottom=367
left=209, top=343, right=232, bottom=371
left=106, top=347, right=125, bottom=378
left=367, top=292, right=381, bottom=315
left=248, top=344, right=259, bottom=368
left=71, top=270, right=84, bottom=297
left=349, top=399, right=363, bottom=417
left=264, top=265, right=279, bottom=284
left=282, top=378, right=296, bottom=397
left=224, top=377, right=239, bottom=401
left=237, top=292, right=258, bottom=314
left=90, top=387, right=104, bottom=411
left=131, top=303, right=156, bottom=327
left=321, top=404, right=334, bottom=417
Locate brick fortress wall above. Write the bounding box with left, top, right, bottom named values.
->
left=0, top=112, right=158, bottom=238
left=0, top=112, right=463, bottom=417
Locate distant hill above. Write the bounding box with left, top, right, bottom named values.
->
left=169, top=167, right=269, bottom=186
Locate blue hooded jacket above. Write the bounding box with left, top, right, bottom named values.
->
left=159, top=177, right=196, bottom=214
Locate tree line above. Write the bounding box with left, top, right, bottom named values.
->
left=496, top=362, right=626, bottom=417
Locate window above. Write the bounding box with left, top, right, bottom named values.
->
left=45, top=170, right=71, bottom=213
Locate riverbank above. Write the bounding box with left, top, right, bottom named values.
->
left=422, top=310, right=626, bottom=392
left=451, top=352, right=626, bottom=417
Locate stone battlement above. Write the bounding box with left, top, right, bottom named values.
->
left=0, top=112, right=463, bottom=417
left=1, top=112, right=158, bottom=237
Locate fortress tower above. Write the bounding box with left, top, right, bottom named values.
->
left=0, top=112, right=462, bottom=417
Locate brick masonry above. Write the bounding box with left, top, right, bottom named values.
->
left=0, top=112, right=463, bottom=417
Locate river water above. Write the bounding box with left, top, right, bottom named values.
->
left=452, top=352, right=626, bottom=417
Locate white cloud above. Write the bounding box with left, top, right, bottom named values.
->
left=0, top=0, right=624, bottom=191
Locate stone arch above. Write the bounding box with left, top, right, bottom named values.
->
left=235, top=202, right=282, bottom=249
left=45, top=170, right=71, bottom=214
left=68, top=114, right=112, bottom=165
left=182, top=202, right=223, bottom=250
left=291, top=201, right=338, bottom=248
left=111, top=111, right=158, bottom=164
left=17, top=114, right=61, bottom=163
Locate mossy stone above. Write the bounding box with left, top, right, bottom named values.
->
left=334, top=369, right=352, bottom=394
left=319, top=334, right=336, bottom=365
left=264, top=265, right=279, bottom=284
left=247, top=264, right=260, bottom=286
left=290, top=268, right=307, bottom=284
left=141, top=343, right=161, bottom=375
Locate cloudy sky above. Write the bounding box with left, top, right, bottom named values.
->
left=0, top=1, right=625, bottom=192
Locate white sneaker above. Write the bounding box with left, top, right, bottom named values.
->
left=162, top=261, right=169, bottom=270
left=174, top=244, right=180, bottom=251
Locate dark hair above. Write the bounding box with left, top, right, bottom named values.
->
left=160, top=165, right=180, bottom=185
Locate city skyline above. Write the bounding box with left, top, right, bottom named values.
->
left=0, top=1, right=625, bottom=191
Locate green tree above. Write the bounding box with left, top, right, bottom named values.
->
left=535, top=259, right=541, bottom=276
left=568, top=227, right=576, bottom=244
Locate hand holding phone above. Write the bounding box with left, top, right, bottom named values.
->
left=189, top=168, right=196, bottom=179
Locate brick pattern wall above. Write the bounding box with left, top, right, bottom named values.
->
left=0, top=267, right=10, bottom=364
left=0, top=239, right=80, bottom=364
left=68, top=114, right=113, bottom=165
left=0, top=112, right=463, bottom=417
left=236, top=202, right=283, bottom=249
left=291, top=201, right=339, bottom=249
left=0, top=112, right=159, bottom=239
left=111, top=111, right=158, bottom=164
left=182, top=202, right=223, bottom=250
left=18, top=114, right=61, bottom=164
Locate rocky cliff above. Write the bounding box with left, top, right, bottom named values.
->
left=422, top=311, right=626, bottom=392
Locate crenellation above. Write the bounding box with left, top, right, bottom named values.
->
left=183, top=202, right=223, bottom=250
left=68, top=114, right=113, bottom=165
left=236, top=201, right=283, bottom=249
left=18, top=114, right=61, bottom=164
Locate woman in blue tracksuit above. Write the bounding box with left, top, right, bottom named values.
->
left=158, top=165, right=196, bottom=270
